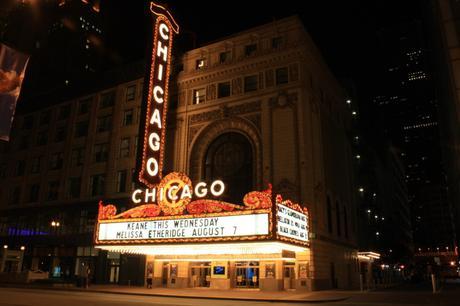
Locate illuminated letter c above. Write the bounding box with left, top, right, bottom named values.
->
left=153, top=86, right=164, bottom=104
left=132, top=189, right=142, bottom=204
left=159, top=23, right=170, bottom=40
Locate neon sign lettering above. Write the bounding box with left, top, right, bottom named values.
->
left=137, top=2, right=179, bottom=188
left=132, top=180, right=225, bottom=204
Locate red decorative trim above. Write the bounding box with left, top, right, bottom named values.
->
left=186, top=199, right=241, bottom=214
left=276, top=195, right=309, bottom=215
left=97, top=182, right=274, bottom=221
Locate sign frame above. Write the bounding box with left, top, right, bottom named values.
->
left=94, top=208, right=273, bottom=245
left=136, top=2, right=179, bottom=188
left=274, top=198, right=310, bottom=247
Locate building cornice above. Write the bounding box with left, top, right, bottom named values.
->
left=177, top=48, right=305, bottom=86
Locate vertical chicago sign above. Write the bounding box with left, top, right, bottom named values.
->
left=137, top=2, right=179, bottom=188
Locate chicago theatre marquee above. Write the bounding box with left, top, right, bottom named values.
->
left=94, top=2, right=358, bottom=291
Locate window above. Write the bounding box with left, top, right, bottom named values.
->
left=78, top=210, right=97, bottom=234
left=100, top=91, right=115, bottom=108
left=49, top=153, right=64, bottom=170
left=336, top=201, right=341, bottom=237
left=29, top=184, right=40, bottom=202
left=36, top=131, right=48, bottom=146
left=67, top=177, right=81, bottom=199
left=9, top=186, right=21, bottom=205
left=122, top=109, right=134, bottom=126
left=78, top=98, right=91, bottom=114
left=97, top=115, right=112, bottom=133
left=116, top=170, right=127, bottom=193
left=71, top=148, right=85, bottom=166
left=39, top=110, right=51, bottom=126
left=245, top=44, right=257, bottom=56
left=204, top=133, right=253, bottom=203
left=217, top=82, right=231, bottom=98
left=16, top=160, right=25, bottom=176
left=272, top=36, right=283, bottom=49
left=94, top=143, right=108, bottom=163
left=75, top=121, right=89, bottom=138
left=30, top=156, right=41, bottom=174
left=219, top=51, right=231, bottom=63
left=58, top=104, right=71, bottom=120
left=0, top=164, right=6, bottom=178
left=76, top=246, right=99, bottom=256
left=47, top=181, right=59, bottom=201
left=327, top=197, right=332, bottom=234
left=23, top=115, right=34, bottom=130
left=126, top=85, right=136, bottom=101
left=136, top=107, right=142, bottom=123
left=275, top=67, right=288, bottom=85
left=119, top=138, right=130, bottom=158
left=244, top=75, right=258, bottom=92
left=196, top=58, right=206, bottom=70
left=90, top=174, right=105, bottom=196
left=54, top=126, right=66, bottom=142
left=19, top=135, right=29, bottom=150
left=193, top=88, right=205, bottom=104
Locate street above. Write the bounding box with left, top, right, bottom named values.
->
left=0, top=288, right=298, bottom=306
left=1, top=283, right=460, bottom=306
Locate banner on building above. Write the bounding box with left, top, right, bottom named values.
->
left=0, top=43, right=29, bottom=141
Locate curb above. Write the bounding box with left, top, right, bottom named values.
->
left=0, top=284, right=349, bottom=303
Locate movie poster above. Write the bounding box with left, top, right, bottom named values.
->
left=0, top=43, right=29, bottom=141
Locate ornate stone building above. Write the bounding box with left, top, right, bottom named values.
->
left=0, top=16, right=358, bottom=290
left=161, top=16, right=359, bottom=290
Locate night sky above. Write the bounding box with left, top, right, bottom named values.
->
left=100, top=0, right=426, bottom=139
left=101, top=0, right=424, bottom=80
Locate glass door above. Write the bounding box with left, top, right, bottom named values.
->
left=162, top=263, right=169, bottom=286
left=283, top=263, right=295, bottom=290
left=109, top=265, right=119, bottom=283
left=190, top=262, right=211, bottom=287
left=235, top=261, right=259, bottom=288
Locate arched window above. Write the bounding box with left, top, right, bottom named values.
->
left=327, top=196, right=332, bottom=233
left=204, top=132, right=253, bottom=203
left=336, top=201, right=341, bottom=237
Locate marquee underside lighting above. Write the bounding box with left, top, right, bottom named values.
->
left=95, top=242, right=307, bottom=256
left=358, top=251, right=381, bottom=260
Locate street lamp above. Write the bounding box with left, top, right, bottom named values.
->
left=50, top=220, right=60, bottom=235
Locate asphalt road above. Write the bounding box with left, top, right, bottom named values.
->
left=0, top=288, right=312, bottom=306
left=1, top=286, right=460, bottom=306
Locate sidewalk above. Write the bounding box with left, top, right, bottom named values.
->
left=0, top=283, right=350, bottom=303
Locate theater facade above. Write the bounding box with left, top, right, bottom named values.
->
left=95, top=172, right=310, bottom=290
left=92, top=2, right=359, bottom=291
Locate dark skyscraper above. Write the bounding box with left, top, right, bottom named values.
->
left=1, top=0, right=105, bottom=98
left=371, top=21, right=456, bottom=250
